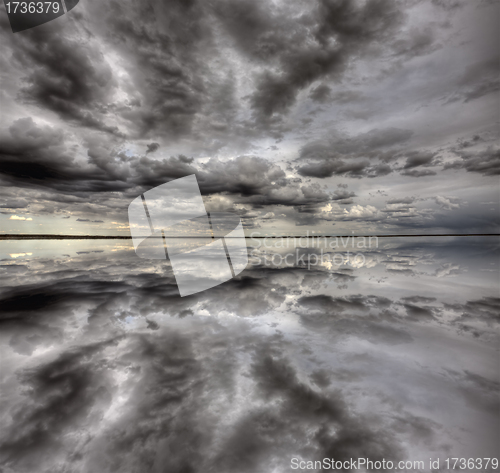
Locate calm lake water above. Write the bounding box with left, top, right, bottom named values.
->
left=0, top=237, right=498, bottom=472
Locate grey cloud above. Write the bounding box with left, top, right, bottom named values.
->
left=7, top=25, right=121, bottom=136
left=444, top=147, right=500, bottom=176
left=402, top=304, right=438, bottom=321
left=433, top=195, right=460, bottom=210
left=128, top=154, right=197, bottom=188
left=220, top=0, right=415, bottom=125
left=358, top=128, right=414, bottom=150
left=146, top=142, right=160, bottom=154
left=0, top=126, right=330, bottom=210
left=332, top=186, right=356, bottom=201
left=0, top=198, right=28, bottom=209
left=300, top=128, right=413, bottom=158
left=296, top=127, right=413, bottom=178
left=456, top=134, right=483, bottom=149
left=401, top=296, right=437, bottom=304
left=365, top=163, right=393, bottom=177
left=0, top=118, right=130, bottom=193
left=330, top=90, right=366, bottom=104
left=297, top=159, right=369, bottom=178
left=96, top=0, right=215, bottom=140
left=309, top=86, right=368, bottom=107
left=297, top=158, right=393, bottom=179
left=462, top=298, right=500, bottom=324
left=197, top=156, right=286, bottom=196
left=434, top=263, right=461, bottom=277
left=444, top=58, right=500, bottom=104
left=431, top=0, right=465, bottom=10
left=309, top=84, right=332, bottom=103
left=298, top=294, right=392, bottom=313
left=444, top=368, right=500, bottom=415
left=386, top=196, right=416, bottom=204
left=400, top=169, right=437, bottom=177
left=391, top=26, right=441, bottom=59
left=401, top=151, right=439, bottom=170
left=446, top=297, right=500, bottom=326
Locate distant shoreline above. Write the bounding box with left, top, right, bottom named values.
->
left=0, top=234, right=498, bottom=240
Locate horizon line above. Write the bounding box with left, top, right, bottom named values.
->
left=0, top=233, right=499, bottom=240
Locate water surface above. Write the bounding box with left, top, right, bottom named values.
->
left=0, top=237, right=498, bottom=472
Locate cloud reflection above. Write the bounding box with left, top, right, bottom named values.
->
left=0, top=237, right=498, bottom=472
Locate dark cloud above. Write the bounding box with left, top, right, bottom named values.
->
left=397, top=150, right=441, bottom=178
left=0, top=118, right=130, bottom=192
left=446, top=297, right=500, bottom=326
left=309, top=84, right=332, bottom=103
left=401, top=151, right=439, bottom=170
left=127, top=154, right=197, bottom=188
left=298, top=294, right=393, bottom=313
left=296, top=127, right=412, bottom=178
left=8, top=24, right=121, bottom=136
left=401, top=303, right=439, bottom=321
left=91, top=0, right=212, bottom=139
left=444, top=147, right=500, bottom=176
left=146, top=142, right=160, bottom=154
left=400, top=169, right=437, bottom=177
left=211, top=0, right=421, bottom=128
left=297, top=159, right=368, bottom=178
left=298, top=159, right=394, bottom=179
left=0, top=117, right=70, bottom=185
left=0, top=122, right=335, bottom=212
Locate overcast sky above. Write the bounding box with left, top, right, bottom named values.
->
left=0, top=0, right=498, bottom=235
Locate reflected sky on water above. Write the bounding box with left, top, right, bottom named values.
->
left=0, top=237, right=498, bottom=472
